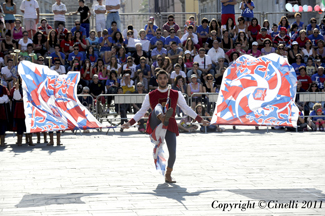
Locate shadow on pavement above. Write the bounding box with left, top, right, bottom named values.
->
left=15, top=193, right=106, bottom=208
left=3, top=144, right=66, bottom=155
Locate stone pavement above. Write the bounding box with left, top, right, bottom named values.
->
left=0, top=126, right=325, bottom=216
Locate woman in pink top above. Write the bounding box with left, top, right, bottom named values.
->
left=247, top=41, right=261, bottom=57
left=95, top=59, right=107, bottom=85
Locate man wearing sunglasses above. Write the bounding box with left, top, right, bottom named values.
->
left=50, top=59, right=66, bottom=75
left=162, top=14, right=180, bottom=38
left=123, top=56, right=137, bottom=79
left=308, top=28, right=323, bottom=48
left=165, top=28, right=181, bottom=49
left=150, top=28, right=165, bottom=50
left=151, top=41, right=167, bottom=61
left=71, top=20, right=87, bottom=39
left=307, top=18, right=320, bottom=36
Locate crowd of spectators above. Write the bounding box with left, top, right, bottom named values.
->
left=1, top=0, right=325, bottom=144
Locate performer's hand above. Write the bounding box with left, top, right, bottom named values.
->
left=122, top=122, right=130, bottom=129
left=201, top=120, right=210, bottom=126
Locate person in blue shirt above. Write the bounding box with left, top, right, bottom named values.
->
left=71, top=20, right=87, bottom=39
left=136, top=57, right=151, bottom=79
left=308, top=28, right=323, bottom=48
left=150, top=28, right=165, bottom=49
left=98, top=29, right=113, bottom=58
left=50, top=44, right=66, bottom=65
left=240, top=0, right=255, bottom=26
left=291, top=54, right=306, bottom=75
left=165, top=28, right=181, bottom=49
left=86, top=30, right=100, bottom=57
left=292, top=13, right=304, bottom=32
left=277, top=16, right=290, bottom=34
left=270, top=23, right=279, bottom=41
left=311, top=66, right=325, bottom=90
left=196, top=17, right=209, bottom=48
left=151, top=41, right=167, bottom=61
left=68, top=44, right=85, bottom=66
left=107, top=21, right=120, bottom=37
left=319, top=18, right=325, bottom=36
left=144, top=16, right=158, bottom=40
left=307, top=18, right=320, bottom=36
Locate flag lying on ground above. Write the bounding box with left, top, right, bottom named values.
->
left=150, top=123, right=167, bottom=175
left=18, top=61, right=103, bottom=133
left=211, top=54, right=299, bottom=127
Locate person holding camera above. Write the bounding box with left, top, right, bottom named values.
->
left=239, top=0, right=255, bottom=26
left=144, top=17, right=158, bottom=41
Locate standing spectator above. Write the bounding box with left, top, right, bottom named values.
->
left=221, top=0, right=237, bottom=26
left=52, top=0, right=67, bottom=29
left=94, top=0, right=106, bottom=38
left=105, top=0, right=121, bottom=30
left=37, top=19, right=52, bottom=37
left=144, top=16, right=158, bottom=40
left=20, top=0, right=39, bottom=38
left=168, top=41, right=183, bottom=66
left=277, top=16, right=290, bottom=33
left=307, top=18, right=319, bottom=36
left=162, top=15, right=180, bottom=38
left=297, top=66, right=312, bottom=91
left=311, top=66, right=325, bottom=90
left=194, top=48, right=215, bottom=77
left=3, top=0, right=16, bottom=31
left=71, top=20, right=87, bottom=39
left=292, top=12, right=304, bottom=32
left=70, top=0, right=91, bottom=38
left=239, top=0, right=255, bottom=26
left=196, top=17, right=210, bottom=48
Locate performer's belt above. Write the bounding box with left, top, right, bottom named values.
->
left=110, top=11, right=118, bottom=13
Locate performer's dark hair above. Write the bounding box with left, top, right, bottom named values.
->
left=156, top=70, right=169, bottom=78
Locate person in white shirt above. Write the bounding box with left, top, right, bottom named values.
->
left=52, top=0, right=67, bottom=29
left=122, top=25, right=138, bottom=40
left=123, top=56, right=137, bottom=79
left=20, top=0, right=39, bottom=38
left=106, top=0, right=121, bottom=30
left=170, top=63, right=186, bottom=83
left=207, top=40, right=225, bottom=71
left=180, top=25, right=198, bottom=44
left=1, top=59, right=16, bottom=89
left=50, top=59, right=66, bottom=75
left=94, top=0, right=106, bottom=37
left=193, top=48, right=215, bottom=77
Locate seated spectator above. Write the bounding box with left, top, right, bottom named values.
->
left=106, top=56, right=121, bottom=77
left=277, top=16, right=290, bottom=33
left=123, top=56, right=137, bottom=78
left=307, top=103, right=323, bottom=131
left=184, top=51, right=194, bottom=70
left=262, top=19, right=272, bottom=35
left=181, top=25, right=199, bottom=48
left=261, top=38, right=275, bottom=55
left=37, top=56, right=45, bottom=65
left=55, top=22, right=68, bottom=42
left=273, top=27, right=290, bottom=49
left=89, top=74, right=104, bottom=99
left=2, top=31, right=16, bottom=57
left=308, top=28, right=323, bottom=48
left=292, top=13, right=304, bottom=32
left=315, top=40, right=325, bottom=60
left=296, top=30, right=309, bottom=48
left=306, top=57, right=316, bottom=76
left=165, top=28, right=181, bottom=49
left=320, top=18, right=325, bottom=36
left=215, top=67, right=227, bottom=89
left=178, top=115, right=198, bottom=133
left=73, top=30, right=87, bottom=57
left=270, top=23, right=279, bottom=41
left=149, top=28, right=165, bottom=50
left=256, top=27, right=272, bottom=49
left=50, top=58, right=66, bottom=74
left=208, top=40, right=225, bottom=71
left=134, top=70, right=148, bottom=92
left=187, top=62, right=202, bottom=83
left=68, top=44, right=84, bottom=66
left=78, top=86, right=93, bottom=111
left=50, top=44, right=65, bottom=65
left=20, top=43, right=37, bottom=63
left=297, top=66, right=312, bottom=91
left=86, top=30, right=100, bottom=57
left=0, top=59, right=17, bottom=90
left=307, top=18, right=320, bottom=36
left=229, top=51, right=240, bottom=65
left=225, top=42, right=246, bottom=62
left=247, top=41, right=262, bottom=58
left=302, top=40, right=315, bottom=61
left=162, top=14, right=180, bottom=38
left=311, top=66, right=325, bottom=90
left=131, top=43, right=148, bottom=65
left=71, top=20, right=86, bottom=39
left=144, top=16, right=158, bottom=40
left=70, top=58, right=81, bottom=72
left=98, top=30, right=113, bottom=60
left=120, top=70, right=135, bottom=94
left=184, top=15, right=197, bottom=34
left=168, top=41, right=183, bottom=65
left=206, top=30, right=222, bottom=49
left=247, top=17, right=261, bottom=42
left=194, top=48, right=215, bottom=77
left=60, top=31, right=74, bottom=57
left=149, top=68, right=159, bottom=91
left=276, top=44, right=288, bottom=57
left=209, top=18, right=221, bottom=38
left=86, top=46, right=98, bottom=67
left=151, top=55, right=162, bottom=76
left=221, top=17, right=236, bottom=39
left=197, top=17, right=210, bottom=47
left=172, top=75, right=187, bottom=94
left=214, top=57, right=227, bottom=76
left=220, top=30, right=233, bottom=52
left=235, top=31, right=249, bottom=51
left=312, top=108, right=325, bottom=131
left=116, top=46, right=128, bottom=65
left=151, top=40, right=167, bottom=61
left=18, top=31, right=32, bottom=52
left=122, top=24, right=138, bottom=40
left=291, top=54, right=306, bottom=75
left=136, top=57, right=151, bottom=79
left=133, top=84, right=148, bottom=115
left=108, top=21, right=120, bottom=38
left=93, top=58, right=107, bottom=85
left=290, top=23, right=299, bottom=41
left=176, top=55, right=187, bottom=74
left=170, top=63, right=186, bottom=83
left=235, top=16, right=248, bottom=36
left=37, top=19, right=53, bottom=37
left=288, top=41, right=302, bottom=64
left=315, top=56, right=325, bottom=70
left=112, top=31, right=125, bottom=47
left=47, top=29, right=59, bottom=54
left=183, top=37, right=198, bottom=57
left=203, top=74, right=216, bottom=114
left=105, top=70, right=120, bottom=95
left=187, top=74, right=203, bottom=109
left=80, top=59, right=93, bottom=86
left=160, top=57, right=173, bottom=74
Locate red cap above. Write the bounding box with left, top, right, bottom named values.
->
left=317, top=108, right=323, bottom=113
left=280, top=27, right=287, bottom=33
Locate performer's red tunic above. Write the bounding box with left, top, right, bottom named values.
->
left=10, top=87, right=25, bottom=119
